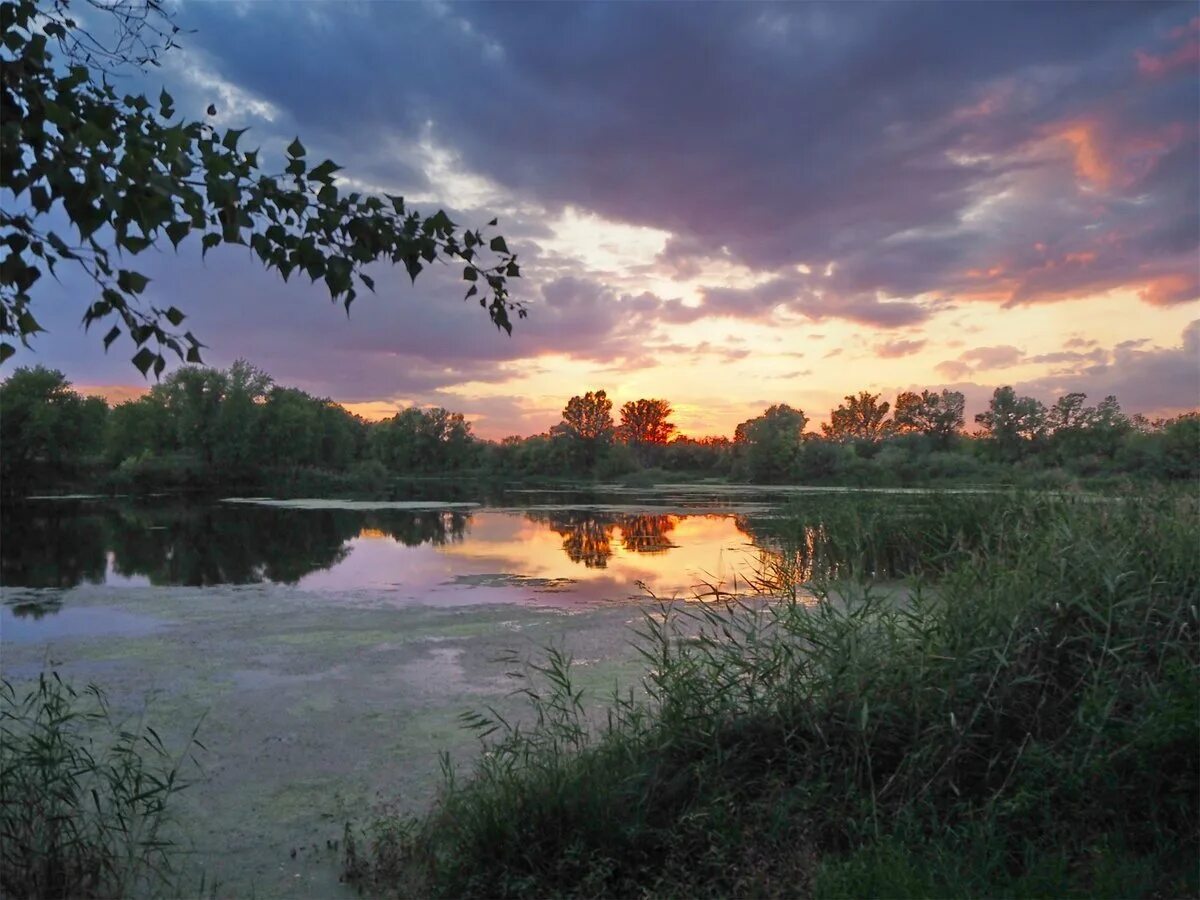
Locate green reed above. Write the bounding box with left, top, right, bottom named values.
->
left=0, top=673, right=204, bottom=899
left=347, top=490, right=1199, bottom=898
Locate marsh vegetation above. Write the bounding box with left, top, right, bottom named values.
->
left=344, top=492, right=1199, bottom=898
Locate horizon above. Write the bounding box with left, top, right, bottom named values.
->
left=7, top=1, right=1199, bottom=439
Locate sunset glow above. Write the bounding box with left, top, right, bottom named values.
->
left=10, top=2, right=1198, bottom=438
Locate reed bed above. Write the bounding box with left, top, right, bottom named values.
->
left=347, top=491, right=1199, bottom=898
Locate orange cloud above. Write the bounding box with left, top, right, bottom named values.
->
left=1135, top=18, right=1200, bottom=79
left=1046, top=119, right=1188, bottom=191
left=1052, top=121, right=1114, bottom=187
left=1139, top=273, right=1199, bottom=307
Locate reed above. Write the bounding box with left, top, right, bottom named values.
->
left=347, top=490, right=1200, bottom=898
left=0, top=673, right=204, bottom=899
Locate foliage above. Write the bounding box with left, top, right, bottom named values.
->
left=0, top=364, right=105, bottom=489
left=0, top=672, right=203, bottom=898
left=821, top=391, right=892, bottom=443
left=554, top=390, right=615, bottom=471
left=733, top=403, right=808, bottom=482
left=370, top=407, right=475, bottom=473
left=616, top=398, right=675, bottom=465
left=1, top=0, right=521, bottom=371
left=346, top=492, right=1200, bottom=898
left=893, top=389, right=964, bottom=447
left=974, top=386, right=1047, bottom=460
left=1, top=364, right=1196, bottom=493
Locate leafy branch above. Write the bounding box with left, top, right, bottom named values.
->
left=0, top=0, right=523, bottom=373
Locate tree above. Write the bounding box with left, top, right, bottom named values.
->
left=369, top=406, right=475, bottom=473
left=734, top=404, right=807, bottom=483
left=1, top=0, right=521, bottom=371
left=893, top=389, right=965, bottom=447
left=555, top=390, right=615, bottom=470
left=617, top=398, right=675, bottom=465
left=974, top=386, right=1046, bottom=460
left=0, top=364, right=107, bottom=488
left=822, top=391, right=892, bottom=443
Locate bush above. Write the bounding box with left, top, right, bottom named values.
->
left=347, top=492, right=1200, bottom=898
left=0, top=673, right=203, bottom=899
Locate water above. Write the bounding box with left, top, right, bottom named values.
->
left=0, top=488, right=809, bottom=614
left=0, top=486, right=922, bottom=895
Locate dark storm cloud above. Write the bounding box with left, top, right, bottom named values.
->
left=173, top=0, right=1198, bottom=321
left=12, top=1, right=1198, bottom=410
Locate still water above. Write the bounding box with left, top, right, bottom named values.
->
left=1, top=488, right=808, bottom=616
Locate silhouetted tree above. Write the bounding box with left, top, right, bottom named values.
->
left=0, top=365, right=107, bottom=490
left=975, top=386, right=1047, bottom=460
left=554, top=390, right=615, bottom=470
left=822, top=392, right=892, bottom=443
left=893, top=389, right=965, bottom=447
left=618, top=399, right=676, bottom=465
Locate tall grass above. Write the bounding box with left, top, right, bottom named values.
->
left=0, top=673, right=204, bottom=899
left=347, top=491, right=1199, bottom=898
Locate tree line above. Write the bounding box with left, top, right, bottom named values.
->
left=1, top=362, right=1196, bottom=494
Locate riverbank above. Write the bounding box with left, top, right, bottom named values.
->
left=348, top=491, right=1200, bottom=898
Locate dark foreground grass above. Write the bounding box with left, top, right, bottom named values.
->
left=0, top=674, right=204, bottom=899
left=346, top=491, right=1200, bottom=899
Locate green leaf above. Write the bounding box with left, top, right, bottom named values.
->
left=463, top=267, right=477, bottom=282
left=103, top=326, right=121, bottom=350
left=309, top=159, right=341, bottom=183
left=132, top=347, right=156, bottom=376
left=17, top=311, right=42, bottom=335
left=202, top=233, right=220, bottom=256
left=30, top=185, right=50, bottom=213
left=207, top=103, right=217, bottom=116
left=186, top=346, right=203, bottom=364
left=166, top=221, right=190, bottom=248
left=0, top=343, right=14, bottom=364
left=165, top=307, right=186, bottom=327
left=117, top=270, right=150, bottom=294
left=489, top=236, right=509, bottom=254
left=286, top=137, right=306, bottom=158
left=222, top=128, right=248, bottom=151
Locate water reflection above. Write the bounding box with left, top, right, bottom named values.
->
left=1, top=501, right=473, bottom=592
left=528, top=512, right=677, bottom=568
left=1, top=497, right=912, bottom=611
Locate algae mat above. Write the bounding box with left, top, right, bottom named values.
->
left=1, top=584, right=650, bottom=897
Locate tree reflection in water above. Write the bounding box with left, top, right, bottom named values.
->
left=526, top=511, right=677, bottom=569
left=0, top=501, right=471, bottom=593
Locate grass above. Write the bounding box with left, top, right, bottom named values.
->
left=0, top=673, right=205, bottom=899
left=345, top=490, right=1200, bottom=898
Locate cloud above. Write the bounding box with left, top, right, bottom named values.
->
left=927, top=321, right=1199, bottom=420
left=937, top=344, right=1024, bottom=377
left=699, top=276, right=933, bottom=328
left=160, top=1, right=1197, bottom=327
left=875, top=338, right=927, bottom=358
left=1018, top=319, right=1200, bottom=416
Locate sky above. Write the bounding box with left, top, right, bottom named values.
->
left=13, top=0, right=1200, bottom=438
